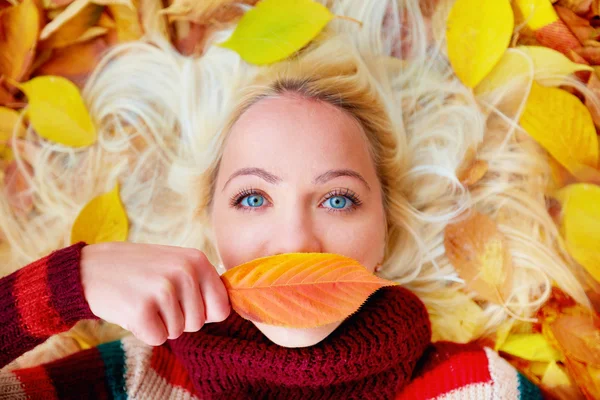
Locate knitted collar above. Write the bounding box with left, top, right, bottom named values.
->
left=168, top=286, right=431, bottom=400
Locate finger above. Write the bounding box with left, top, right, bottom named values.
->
left=134, top=302, right=168, bottom=346
left=176, top=273, right=206, bottom=332
left=156, top=279, right=185, bottom=339
left=199, top=269, right=231, bottom=323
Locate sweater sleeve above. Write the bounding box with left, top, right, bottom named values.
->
left=0, top=337, right=199, bottom=399
left=0, top=242, right=99, bottom=369
left=396, top=342, right=544, bottom=400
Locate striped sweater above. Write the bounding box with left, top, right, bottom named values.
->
left=0, top=243, right=543, bottom=399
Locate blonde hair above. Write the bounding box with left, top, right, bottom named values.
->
left=0, top=0, right=590, bottom=342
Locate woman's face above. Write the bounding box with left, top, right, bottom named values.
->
left=210, top=93, right=387, bottom=346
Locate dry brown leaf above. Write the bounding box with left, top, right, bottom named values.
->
left=555, top=5, right=599, bottom=43
left=0, top=0, right=40, bottom=82
left=35, top=37, right=107, bottom=88
left=550, top=314, right=600, bottom=366
left=556, top=0, right=593, bottom=15
left=444, top=211, right=513, bottom=304
left=40, top=0, right=103, bottom=49
left=161, top=0, right=258, bottom=24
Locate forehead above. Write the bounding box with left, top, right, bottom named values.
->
left=220, top=94, right=373, bottom=176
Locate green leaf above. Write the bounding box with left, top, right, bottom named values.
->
left=19, top=76, right=97, bottom=148
left=218, top=0, right=333, bottom=65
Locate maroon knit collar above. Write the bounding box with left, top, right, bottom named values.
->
left=168, top=286, right=431, bottom=399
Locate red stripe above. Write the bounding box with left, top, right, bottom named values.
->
left=150, top=346, right=195, bottom=392
left=397, top=349, right=491, bottom=399
left=13, top=257, right=69, bottom=338
left=14, top=365, right=60, bottom=399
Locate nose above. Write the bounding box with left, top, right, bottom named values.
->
left=268, top=209, right=323, bottom=255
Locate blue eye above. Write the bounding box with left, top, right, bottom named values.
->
left=241, top=194, right=264, bottom=207
left=324, top=195, right=349, bottom=209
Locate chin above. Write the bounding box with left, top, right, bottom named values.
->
left=252, top=320, right=343, bottom=348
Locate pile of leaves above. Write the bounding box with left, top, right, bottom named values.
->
left=1, top=0, right=600, bottom=398
left=446, top=0, right=600, bottom=398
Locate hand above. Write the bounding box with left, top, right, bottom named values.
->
left=80, top=242, right=231, bottom=346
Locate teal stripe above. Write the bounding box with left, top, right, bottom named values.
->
left=517, top=372, right=543, bottom=400
left=98, top=340, right=128, bottom=400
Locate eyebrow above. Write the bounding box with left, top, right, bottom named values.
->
left=221, top=168, right=371, bottom=191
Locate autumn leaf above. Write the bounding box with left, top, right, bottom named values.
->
left=161, top=0, right=259, bottom=24
left=444, top=211, right=513, bottom=304
left=0, top=0, right=40, bottom=83
left=108, top=0, right=143, bottom=43
left=19, top=76, right=97, bottom=147
left=515, top=0, right=559, bottom=30
left=554, top=5, right=596, bottom=44
left=455, top=147, right=488, bottom=186
left=446, top=0, right=513, bottom=88
left=218, top=0, right=333, bottom=65
left=518, top=45, right=593, bottom=85
left=71, top=184, right=129, bottom=244
left=499, top=333, right=563, bottom=362
left=520, top=81, right=598, bottom=174
left=35, top=37, right=108, bottom=88
left=40, top=0, right=104, bottom=49
left=554, top=184, right=600, bottom=282
left=221, top=253, right=397, bottom=328
left=550, top=314, right=600, bottom=366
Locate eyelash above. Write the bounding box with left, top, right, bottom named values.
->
left=229, top=187, right=363, bottom=214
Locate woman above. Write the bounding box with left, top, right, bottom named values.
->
left=0, top=0, right=582, bottom=398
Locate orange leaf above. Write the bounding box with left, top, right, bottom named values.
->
left=456, top=147, right=488, bottom=187
left=535, top=20, right=582, bottom=54
left=556, top=0, right=593, bottom=15
left=161, top=0, right=258, bottom=24
left=221, top=253, right=397, bottom=328
left=550, top=314, right=600, bottom=367
left=0, top=0, right=40, bottom=82
left=174, top=21, right=206, bottom=56
left=40, top=0, right=103, bottom=49
left=35, top=37, right=107, bottom=88
left=444, top=211, right=513, bottom=304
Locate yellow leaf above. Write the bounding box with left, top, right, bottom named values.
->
left=541, top=361, right=572, bottom=388
left=515, top=0, right=559, bottom=30
left=446, top=0, right=513, bottom=88
left=71, top=184, right=129, bottom=244
left=555, top=184, right=600, bottom=284
left=474, top=48, right=533, bottom=95
left=500, top=333, right=563, bottom=362
left=518, top=45, right=593, bottom=85
left=444, top=211, right=513, bottom=304
left=221, top=253, right=397, bottom=328
left=218, top=0, right=333, bottom=65
left=520, top=82, right=598, bottom=174
left=40, top=0, right=104, bottom=49
left=19, top=76, right=97, bottom=147
left=428, top=291, right=485, bottom=343
left=108, top=0, right=143, bottom=42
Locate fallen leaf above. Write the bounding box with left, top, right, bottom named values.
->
left=19, top=76, right=97, bottom=147
left=550, top=314, right=600, bottom=366
left=71, top=184, right=129, bottom=244
left=35, top=37, right=107, bottom=88
left=161, top=0, right=258, bottom=24
left=444, top=211, right=513, bottom=304
left=541, top=361, right=583, bottom=400
left=518, top=45, right=593, bottom=85
left=499, top=333, right=563, bottom=362
left=554, top=184, right=600, bottom=282
left=515, top=0, right=559, bottom=30
left=456, top=156, right=488, bottom=186
left=556, top=0, right=593, bottom=15
left=520, top=81, right=598, bottom=174
left=575, top=45, right=600, bottom=64
left=428, top=290, right=485, bottom=343
left=0, top=0, right=40, bottom=82
left=446, top=0, right=513, bottom=88
left=221, top=252, right=397, bottom=328
left=556, top=5, right=599, bottom=44
left=218, top=0, right=333, bottom=65
left=40, top=0, right=104, bottom=49
left=108, top=0, right=143, bottom=42
left=474, top=48, right=533, bottom=95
